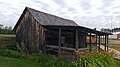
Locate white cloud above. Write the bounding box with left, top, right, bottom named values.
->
left=0, top=0, right=120, bottom=30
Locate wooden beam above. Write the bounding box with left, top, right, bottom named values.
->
left=75, top=29, right=78, bottom=50
left=84, top=34, right=87, bottom=53
left=58, top=28, right=61, bottom=55
left=41, top=28, right=45, bottom=53
left=43, top=29, right=46, bottom=53
left=105, top=35, right=107, bottom=51
left=107, top=35, right=109, bottom=44
left=45, top=45, right=89, bottom=52
left=89, top=33, right=92, bottom=52
left=45, top=45, right=76, bottom=51
left=98, top=35, right=100, bottom=50
left=39, top=25, right=41, bottom=50
left=107, top=35, right=109, bottom=51
left=84, top=34, right=87, bottom=47
left=96, top=35, right=98, bottom=48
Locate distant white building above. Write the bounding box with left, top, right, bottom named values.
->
left=109, top=32, right=120, bottom=39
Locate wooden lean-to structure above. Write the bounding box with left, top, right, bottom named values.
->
left=13, top=7, right=112, bottom=55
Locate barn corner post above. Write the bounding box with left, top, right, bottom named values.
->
left=58, top=28, right=62, bottom=56
left=43, top=29, right=46, bottom=53
left=42, top=28, right=46, bottom=54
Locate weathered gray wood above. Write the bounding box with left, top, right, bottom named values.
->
left=45, top=45, right=76, bottom=51
left=36, top=22, right=39, bottom=51
left=58, top=28, right=61, bottom=55
left=98, top=35, right=100, bottom=50
left=107, top=35, right=109, bottom=51
left=75, top=30, right=78, bottom=50
left=43, top=28, right=46, bottom=53
left=96, top=35, right=97, bottom=47
left=84, top=34, right=87, bottom=47
left=107, top=35, right=109, bottom=44
left=39, top=24, right=42, bottom=50
left=41, top=28, right=44, bottom=52
left=78, top=48, right=89, bottom=51
left=105, top=35, right=107, bottom=51
left=89, top=33, right=92, bottom=52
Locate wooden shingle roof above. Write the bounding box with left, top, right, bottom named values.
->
left=13, top=7, right=112, bottom=35
left=27, top=7, right=78, bottom=26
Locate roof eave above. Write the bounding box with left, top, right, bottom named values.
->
left=13, top=7, right=28, bottom=32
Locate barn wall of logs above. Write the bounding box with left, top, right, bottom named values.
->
left=16, top=10, right=45, bottom=53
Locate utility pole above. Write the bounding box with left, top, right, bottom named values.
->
left=111, top=16, right=113, bottom=33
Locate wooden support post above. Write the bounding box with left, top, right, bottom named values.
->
left=84, top=34, right=87, bottom=47
left=41, top=29, right=44, bottom=52
left=96, top=35, right=97, bottom=47
left=89, top=33, right=92, bottom=52
left=43, top=30, right=46, bottom=53
left=75, top=30, right=78, bottom=51
left=107, top=35, right=109, bottom=44
left=42, top=28, right=46, bottom=53
left=98, top=35, right=100, bottom=51
left=105, top=35, right=107, bottom=51
left=84, top=34, right=87, bottom=53
left=39, top=25, right=42, bottom=50
left=58, top=28, right=61, bottom=55
left=107, top=35, right=109, bottom=51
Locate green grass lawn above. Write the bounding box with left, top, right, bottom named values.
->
left=109, top=45, right=120, bottom=51
left=0, top=56, right=41, bottom=67
left=117, top=60, right=120, bottom=66
left=0, top=34, right=16, bottom=37
left=109, top=38, right=120, bottom=40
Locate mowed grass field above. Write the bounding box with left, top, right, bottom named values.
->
left=0, top=56, right=41, bottom=67
left=109, top=44, right=120, bottom=51
left=0, top=34, right=15, bottom=37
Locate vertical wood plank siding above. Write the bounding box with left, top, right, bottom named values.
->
left=16, top=11, right=45, bottom=53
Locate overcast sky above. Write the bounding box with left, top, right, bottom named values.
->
left=0, top=0, right=120, bottom=30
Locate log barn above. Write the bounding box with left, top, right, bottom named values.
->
left=13, top=7, right=111, bottom=55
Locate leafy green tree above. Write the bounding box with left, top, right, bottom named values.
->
left=0, top=24, right=14, bottom=34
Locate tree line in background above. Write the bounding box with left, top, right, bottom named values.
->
left=0, top=24, right=14, bottom=34
left=101, top=27, right=120, bottom=33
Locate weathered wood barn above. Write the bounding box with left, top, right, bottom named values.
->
left=13, top=7, right=111, bottom=55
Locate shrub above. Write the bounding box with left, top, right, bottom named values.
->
left=75, top=51, right=117, bottom=67
left=23, top=53, right=75, bottom=67
left=0, top=49, right=21, bottom=58
left=23, top=53, right=53, bottom=65
left=46, top=57, right=75, bottom=67
left=6, top=41, right=18, bottom=50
